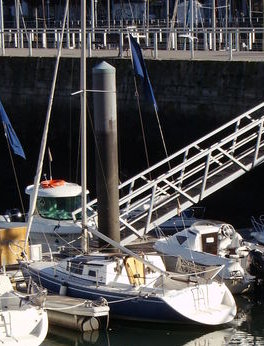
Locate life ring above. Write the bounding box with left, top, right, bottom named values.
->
left=41, top=179, right=65, bottom=188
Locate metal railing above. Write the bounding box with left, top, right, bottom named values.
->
left=0, top=26, right=264, bottom=58
left=72, top=102, right=264, bottom=245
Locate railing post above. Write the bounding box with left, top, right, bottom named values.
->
left=103, top=30, right=107, bottom=48
left=219, top=28, right=223, bottom=49
left=57, top=31, right=61, bottom=49
left=235, top=28, right=240, bottom=51
left=179, top=149, right=189, bottom=188
left=72, top=32, right=76, bottom=48
left=248, top=31, right=252, bottom=50
left=42, top=29, right=47, bottom=48
left=145, top=185, right=157, bottom=235
left=29, top=31, right=32, bottom=56
left=253, top=120, right=264, bottom=167
left=252, top=28, right=255, bottom=43
left=87, top=31, right=92, bottom=57
left=54, top=29, right=57, bottom=48
left=154, top=32, right=158, bottom=59
left=230, top=119, right=241, bottom=155
left=78, top=29, right=81, bottom=48
left=229, top=32, right=232, bottom=61
left=14, top=32, right=18, bottom=48
left=66, top=27, right=70, bottom=49
left=171, top=32, right=175, bottom=50
left=0, top=29, right=4, bottom=56
left=204, top=29, right=208, bottom=50
left=174, top=29, right=177, bottom=51
left=119, top=31, right=123, bottom=57
left=200, top=151, right=211, bottom=200
left=208, top=31, right=212, bottom=50
left=20, top=29, right=23, bottom=48
left=146, top=27, right=149, bottom=47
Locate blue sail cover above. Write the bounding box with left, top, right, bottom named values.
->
left=0, top=101, right=26, bottom=159
left=129, top=34, right=158, bottom=112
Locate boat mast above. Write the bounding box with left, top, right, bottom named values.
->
left=24, top=0, right=69, bottom=253
left=81, top=0, right=89, bottom=253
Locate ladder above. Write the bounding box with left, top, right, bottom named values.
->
left=73, top=102, right=264, bottom=246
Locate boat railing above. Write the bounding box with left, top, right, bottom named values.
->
left=251, top=215, right=264, bottom=233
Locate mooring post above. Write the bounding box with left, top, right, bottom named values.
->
left=92, top=62, right=120, bottom=249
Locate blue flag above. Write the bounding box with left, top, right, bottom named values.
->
left=129, top=34, right=158, bottom=112
left=0, top=101, right=26, bottom=159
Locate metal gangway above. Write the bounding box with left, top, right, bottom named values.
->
left=73, top=101, right=264, bottom=245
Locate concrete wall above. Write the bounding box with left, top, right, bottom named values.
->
left=0, top=56, right=263, bottom=225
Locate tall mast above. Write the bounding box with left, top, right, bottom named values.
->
left=81, top=0, right=89, bottom=253
left=24, top=0, right=69, bottom=253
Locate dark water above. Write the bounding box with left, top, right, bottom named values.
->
left=41, top=296, right=264, bottom=346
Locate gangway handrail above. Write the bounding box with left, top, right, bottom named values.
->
left=73, top=101, right=264, bottom=214
left=72, top=102, right=264, bottom=244
left=118, top=101, right=264, bottom=190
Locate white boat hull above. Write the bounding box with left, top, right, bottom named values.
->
left=21, top=256, right=236, bottom=326
left=0, top=275, right=48, bottom=346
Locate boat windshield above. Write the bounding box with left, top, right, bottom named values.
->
left=36, top=196, right=82, bottom=220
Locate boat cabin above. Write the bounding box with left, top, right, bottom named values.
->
left=157, top=221, right=243, bottom=258
left=25, top=181, right=89, bottom=221
left=63, top=254, right=165, bottom=287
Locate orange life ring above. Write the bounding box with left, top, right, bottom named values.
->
left=41, top=179, right=65, bottom=189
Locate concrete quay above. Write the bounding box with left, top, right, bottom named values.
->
left=2, top=47, right=264, bottom=62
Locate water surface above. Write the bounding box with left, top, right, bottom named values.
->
left=42, top=295, right=264, bottom=345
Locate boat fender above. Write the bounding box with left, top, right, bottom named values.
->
left=41, top=179, right=65, bottom=188
left=59, top=282, right=68, bottom=296
left=81, top=317, right=100, bottom=332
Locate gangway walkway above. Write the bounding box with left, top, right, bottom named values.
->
left=73, top=102, right=264, bottom=245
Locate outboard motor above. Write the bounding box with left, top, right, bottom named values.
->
left=4, top=208, right=24, bottom=222
left=246, top=249, right=264, bottom=279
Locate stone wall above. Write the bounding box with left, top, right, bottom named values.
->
left=0, top=56, right=263, bottom=225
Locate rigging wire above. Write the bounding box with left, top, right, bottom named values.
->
left=133, top=75, right=151, bottom=172
left=86, top=98, right=111, bottom=202
left=128, top=33, right=182, bottom=221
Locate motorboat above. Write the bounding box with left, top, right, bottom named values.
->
left=154, top=220, right=255, bottom=294
left=0, top=273, right=48, bottom=345
left=25, top=179, right=95, bottom=253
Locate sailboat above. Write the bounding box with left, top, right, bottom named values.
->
left=20, top=0, right=237, bottom=326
